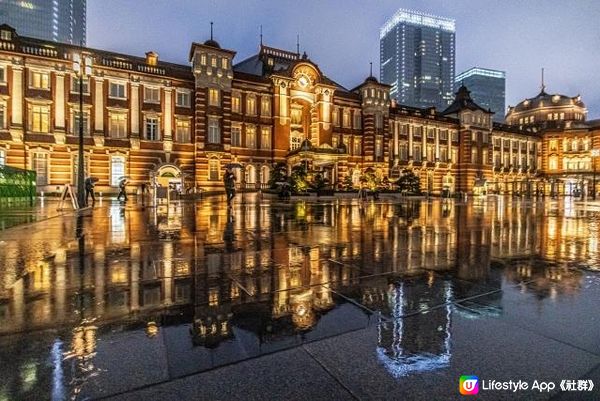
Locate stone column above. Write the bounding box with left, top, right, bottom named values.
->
left=130, top=83, right=139, bottom=136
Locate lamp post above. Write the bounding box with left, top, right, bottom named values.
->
left=591, top=149, right=600, bottom=200
left=73, top=51, right=92, bottom=209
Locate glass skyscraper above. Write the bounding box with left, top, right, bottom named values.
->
left=455, top=67, right=506, bottom=122
left=0, top=0, right=86, bottom=45
left=380, top=9, right=455, bottom=110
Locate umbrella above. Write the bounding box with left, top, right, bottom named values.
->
left=225, top=163, right=243, bottom=169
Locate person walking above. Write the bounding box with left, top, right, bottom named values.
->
left=84, top=176, right=96, bottom=206
left=117, top=178, right=128, bottom=202
left=223, top=167, right=236, bottom=204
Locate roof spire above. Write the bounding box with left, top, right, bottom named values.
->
left=210, top=21, right=213, bottom=41
left=369, top=62, right=373, bottom=77
left=541, top=67, right=546, bottom=93
left=259, top=25, right=263, bottom=46
left=296, top=34, right=300, bottom=56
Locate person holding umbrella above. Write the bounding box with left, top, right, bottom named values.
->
left=84, top=176, right=98, bottom=206
left=117, top=177, right=128, bottom=202
left=223, top=166, right=236, bottom=204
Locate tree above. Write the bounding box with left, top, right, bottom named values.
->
left=342, top=175, right=355, bottom=191
left=396, top=169, right=421, bottom=194
left=290, top=164, right=309, bottom=193
left=269, top=162, right=288, bottom=189
left=311, top=173, right=328, bottom=194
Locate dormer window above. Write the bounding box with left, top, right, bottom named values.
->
left=0, top=29, right=12, bottom=41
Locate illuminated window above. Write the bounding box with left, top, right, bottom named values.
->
left=246, top=125, right=256, bottom=148
left=426, top=144, right=434, bottom=161
left=343, top=109, right=351, bottom=128
left=353, top=111, right=361, bottom=129
left=30, top=71, right=49, bottom=89
left=231, top=125, right=241, bottom=147
left=32, top=152, right=48, bottom=185
left=332, top=107, right=339, bottom=126
left=109, top=82, right=126, bottom=99
left=260, top=97, right=271, bottom=116
left=354, top=137, right=361, bottom=155
left=246, top=95, right=257, bottom=115
left=471, top=148, right=478, bottom=163
left=427, top=128, right=435, bottom=139
left=211, top=56, right=217, bottom=68
left=207, top=117, right=220, bottom=143
left=482, top=149, right=488, bottom=165
left=572, top=139, right=578, bottom=151
left=413, top=144, right=421, bottom=162
left=260, top=127, right=271, bottom=150
left=451, top=148, right=458, bottom=164
left=0, top=30, right=12, bottom=41
left=29, top=105, right=49, bottom=132
left=0, top=149, right=4, bottom=166
left=290, top=131, right=302, bottom=150
left=175, top=119, right=191, bottom=142
left=176, top=90, right=190, bottom=107
left=208, top=158, right=219, bottom=181
left=70, top=77, right=89, bottom=93
left=221, top=58, right=228, bottom=69
left=208, top=88, right=220, bottom=106
left=0, top=104, right=5, bottom=129
left=111, top=156, right=125, bottom=186
left=109, top=113, right=127, bottom=138
left=200, top=54, right=207, bottom=65
left=231, top=92, right=241, bottom=113
left=376, top=137, right=383, bottom=157
left=549, top=140, right=558, bottom=151
left=291, top=108, right=302, bottom=125
left=399, top=143, right=408, bottom=160
left=145, top=117, right=160, bottom=140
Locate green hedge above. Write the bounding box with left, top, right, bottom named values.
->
left=0, top=165, right=36, bottom=199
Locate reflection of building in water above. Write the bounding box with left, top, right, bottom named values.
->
left=376, top=279, right=452, bottom=377
left=0, top=199, right=596, bottom=397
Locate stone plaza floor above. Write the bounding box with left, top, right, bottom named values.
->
left=0, top=195, right=599, bottom=400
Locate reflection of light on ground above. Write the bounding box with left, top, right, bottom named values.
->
left=376, top=281, right=452, bottom=378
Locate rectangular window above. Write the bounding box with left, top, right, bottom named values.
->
left=246, top=125, right=256, bottom=148
left=145, top=117, right=160, bottom=141
left=72, top=111, right=89, bottom=135
left=33, top=153, right=48, bottom=185
left=451, top=148, right=458, bottom=164
left=208, top=88, right=220, bottom=106
left=440, top=146, right=448, bottom=162
left=109, top=82, right=126, bottom=99
left=451, top=131, right=458, bottom=142
left=231, top=92, right=241, bottom=113
left=375, top=113, right=383, bottom=129
left=111, top=156, right=125, bottom=186
left=71, top=77, right=89, bottom=93
left=29, top=105, right=49, bottom=133
left=353, top=137, right=361, bottom=155
left=413, top=145, right=422, bottom=162
left=231, top=125, right=241, bottom=147
left=222, top=58, right=228, bottom=69
left=333, top=108, right=340, bottom=126
left=0, top=67, right=5, bottom=84
left=440, top=130, right=448, bottom=141
left=109, top=113, right=127, bottom=138
left=209, top=158, right=219, bottom=181
left=175, top=119, right=191, bottom=143
left=0, top=149, right=5, bottom=166
left=144, top=87, right=160, bottom=103
left=0, top=105, right=5, bottom=129
left=260, top=127, right=271, bottom=150
left=471, top=131, right=477, bottom=141
left=260, top=97, right=271, bottom=116
left=353, top=112, right=361, bottom=129
left=471, top=148, right=478, bottom=163
left=549, top=139, right=557, bottom=151
left=343, top=109, right=351, bottom=128
left=427, top=128, right=435, bottom=139
left=413, top=126, right=422, bottom=138
left=200, top=54, right=207, bottom=65
left=291, top=108, right=302, bottom=125
left=427, top=144, right=434, bottom=161
left=30, top=71, right=49, bottom=89
left=246, top=95, right=257, bottom=115
left=399, top=144, right=408, bottom=160
left=176, top=90, right=191, bottom=107
left=211, top=57, right=217, bottom=68
left=207, top=118, right=220, bottom=143
left=375, top=137, right=382, bottom=157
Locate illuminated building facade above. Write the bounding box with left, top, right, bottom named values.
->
left=380, top=8, right=456, bottom=109
left=506, top=84, right=600, bottom=196
left=0, top=0, right=86, bottom=45
left=0, top=25, right=550, bottom=196
left=454, top=67, right=505, bottom=123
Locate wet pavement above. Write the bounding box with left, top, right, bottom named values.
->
left=0, top=195, right=599, bottom=400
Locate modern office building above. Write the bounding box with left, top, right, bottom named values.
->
left=455, top=67, right=505, bottom=122
left=380, top=8, right=455, bottom=110
left=0, top=0, right=86, bottom=45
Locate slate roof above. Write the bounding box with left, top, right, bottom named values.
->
left=441, top=85, right=492, bottom=116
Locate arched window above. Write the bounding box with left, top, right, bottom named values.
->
left=110, top=155, right=126, bottom=186
left=572, top=139, right=578, bottom=151
left=245, top=165, right=256, bottom=184
left=260, top=165, right=270, bottom=184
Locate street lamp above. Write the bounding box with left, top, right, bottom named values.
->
left=73, top=51, right=93, bottom=209
left=591, top=149, right=600, bottom=200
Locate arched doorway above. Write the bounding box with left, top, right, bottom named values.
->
left=154, top=164, right=183, bottom=200
left=260, top=165, right=270, bottom=188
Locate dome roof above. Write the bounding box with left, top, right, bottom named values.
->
left=364, top=75, right=378, bottom=84
left=203, top=39, right=221, bottom=49
left=510, top=89, right=585, bottom=114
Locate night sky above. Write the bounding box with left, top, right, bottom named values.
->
left=89, top=0, right=600, bottom=117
